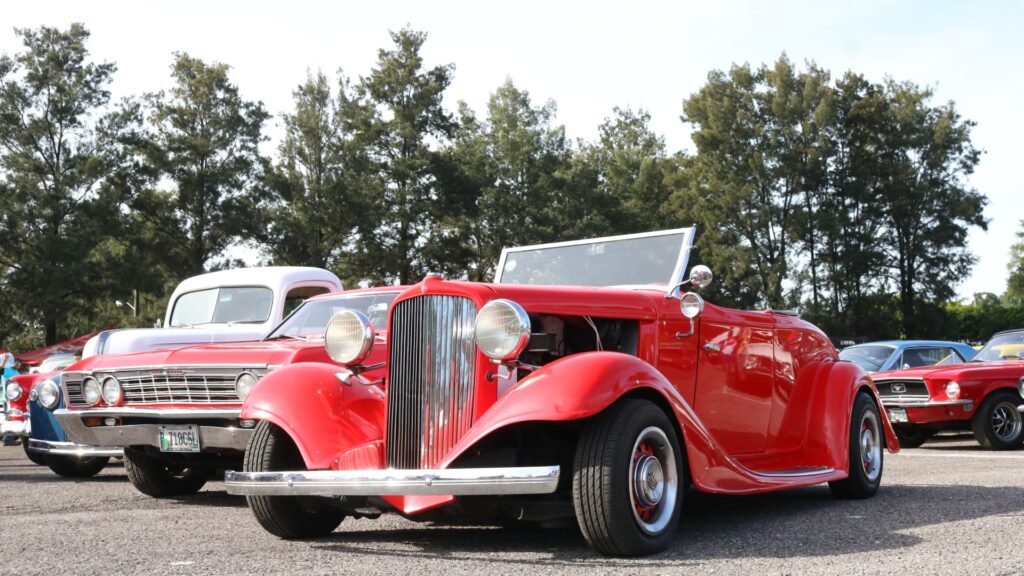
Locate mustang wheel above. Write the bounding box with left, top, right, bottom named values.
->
left=243, top=420, right=345, bottom=539
left=46, top=454, right=108, bottom=478
left=572, top=399, right=683, bottom=556
left=123, top=447, right=210, bottom=497
left=829, top=391, right=883, bottom=499
left=971, top=390, right=1024, bottom=450
left=893, top=427, right=933, bottom=449
left=23, top=441, right=47, bottom=465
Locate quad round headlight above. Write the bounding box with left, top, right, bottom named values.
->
left=235, top=372, right=258, bottom=401
left=82, top=377, right=102, bottom=406
left=945, top=381, right=961, bottom=400
left=680, top=292, right=705, bottom=319
left=325, top=309, right=374, bottom=366
left=101, top=376, right=122, bottom=405
left=5, top=381, right=22, bottom=402
left=37, top=379, right=60, bottom=410
left=474, top=299, right=530, bottom=361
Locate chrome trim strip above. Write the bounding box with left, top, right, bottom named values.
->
left=56, top=407, right=241, bottom=419
left=745, top=466, right=836, bottom=478
left=880, top=399, right=974, bottom=408
left=27, top=438, right=123, bottom=458
left=224, top=465, right=561, bottom=497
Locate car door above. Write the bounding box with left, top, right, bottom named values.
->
left=693, top=307, right=775, bottom=455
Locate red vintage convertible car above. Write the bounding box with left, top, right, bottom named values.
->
left=225, top=229, right=898, bottom=557
left=873, top=329, right=1024, bottom=449
left=53, top=287, right=400, bottom=497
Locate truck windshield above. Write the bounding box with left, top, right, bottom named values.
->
left=169, top=286, right=274, bottom=327
left=971, top=331, right=1024, bottom=362
left=265, top=292, right=400, bottom=340
left=495, top=228, right=692, bottom=287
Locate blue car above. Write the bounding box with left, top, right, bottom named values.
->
left=27, top=375, right=121, bottom=477
left=838, top=340, right=977, bottom=374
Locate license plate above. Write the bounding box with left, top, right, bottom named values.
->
left=887, top=408, right=908, bottom=423
left=158, top=425, right=201, bottom=453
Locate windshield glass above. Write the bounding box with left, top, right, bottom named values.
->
left=170, top=286, right=274, bottom=327
left=265, top=292, right=400, bottom=340
left=496, top=229, right=690, bottom=287
left=972, top=331, right=1024, bottom=362
left=839, top=345, right=894, bottom=373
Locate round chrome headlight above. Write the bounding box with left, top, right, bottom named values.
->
left=235, top=372, right=258, bottom=401
left=101, top=376, right=122, bottom=405
left=82, top=377, right=102, bottom=406
left=325, top=309, right=374, bottom=365
left=38, top=379, right=60, bottom=410
left=945, top=381, right=961, bottom=400
left=474, top=299, right=530, bottom=361
left=680, top=292, right=705, bottom=319
left=5, top=381, right=22, bottom=402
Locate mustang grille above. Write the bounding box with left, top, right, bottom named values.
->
left=874, top=378, right=929, bottom=400
left=63, top=368, right=260, bottom=407
left=386, top=294, right=478, bottom=469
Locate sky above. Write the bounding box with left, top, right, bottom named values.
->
left=2, top=0, right=1021, bottom=299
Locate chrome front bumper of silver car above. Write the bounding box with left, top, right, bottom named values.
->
left=54, top=407, right=253, bottom=451
left=28, top=438, right=123, bottom=458
left=224, top=465, right=561, bottom=497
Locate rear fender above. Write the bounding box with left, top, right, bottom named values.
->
left=240, top=363, right=386, bottom=470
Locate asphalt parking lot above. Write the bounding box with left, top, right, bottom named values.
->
left=2, top=434, right=1023, bottom=576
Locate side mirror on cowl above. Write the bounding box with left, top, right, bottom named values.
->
left=688, top=265, right=713, bottom=290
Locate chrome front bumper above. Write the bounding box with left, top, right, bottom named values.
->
left=55, top=407, right=253, bottom=451
left=881, top=399, right=974, bottom=409
left=1, top=419, right=28, bottom=437
left=28, top=438, right=123, bottom=458
left=224, top=465, right=561, bottom=497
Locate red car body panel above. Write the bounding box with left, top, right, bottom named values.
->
left=240, top=276, right=898, bottom=515
left=4, top=373, right=50, bottom=428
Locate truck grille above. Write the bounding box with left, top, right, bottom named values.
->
left=386, top=295, right=478, bottom=469
left=874, top=378, right=930, bottom=401
left=63, top=368, right=260, bottom=407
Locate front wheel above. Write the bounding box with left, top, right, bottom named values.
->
left=971, top=390, right=1024, bottom=450
left=243, top=420, right=345, bottom=539
left=123, top=447, right=210, bottom=497
left=46, top=454, right=109, bottom=478
left=829, top=391, right=883, bottom=499
left=572, top=399, right=683, bottom=557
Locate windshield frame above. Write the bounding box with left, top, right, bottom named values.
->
left=168, top=284, right=274, bottom=328
left=493, top=227, right=696, bottom=294
left=263, top=291, right=402, bottom=341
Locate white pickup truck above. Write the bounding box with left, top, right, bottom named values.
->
left=83, top=266, right=343, bottom=357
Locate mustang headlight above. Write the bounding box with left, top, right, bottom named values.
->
left=82, top=377, right=102, bottom=406
left=101, top=376, right=123, bottom=405
left=5, top=381, right=22, bottom=402
left=474, top=299, right=530, bottom=361
left=38, top=379, right=60, bottom=410
left=945, top=381, right=961, bottom=400
left=325, top=309, right=374, bottom=366
left=235, top=372, right=258, bottom=401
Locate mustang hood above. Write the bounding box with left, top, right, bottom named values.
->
left=70, top=339, right=316, bottom=372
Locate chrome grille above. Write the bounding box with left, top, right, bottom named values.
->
left=62, top=367, right=261, bottom=407
left=386, top=295, right=478, bottom=469
left=874, top=378, right=929, bottom=400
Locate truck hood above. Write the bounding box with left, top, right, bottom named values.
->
left=90, top=326, right=268, bottom=358
left=71, top=338, right=322, bottom=372
left=873, top=360, right=1024, bottom=382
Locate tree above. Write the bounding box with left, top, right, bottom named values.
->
left=0, top=24, right=146, bottom=344
left=138, top=53, right=268, bottom=276
left=1005, top=220, right=1024, bottom=305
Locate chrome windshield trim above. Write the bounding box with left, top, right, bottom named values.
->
left=880, top=399, right=974, bottom=408
left=56, top=407, right=242, bottom=419
left=27, top=438, right=123, bottom=458
left=224, top=465, right=561, bottom=497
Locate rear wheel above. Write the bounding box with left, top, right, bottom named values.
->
left=46, top=454, right=109, bottom=478
left=893, top=427, right=933, bottom=449
left=971, top=390, right=1024, bottom=450
left=123, top=447, right=210, bottom=497
left=23, top=441, right=47, bottom=465
left=243, top=420, right=344, bottom=539
left=830, top=391, right=883, bottom=499
left=572, top=399, right=683, bottom=556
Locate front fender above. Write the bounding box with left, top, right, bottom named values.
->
left=240, top=363, right=386, bottom=470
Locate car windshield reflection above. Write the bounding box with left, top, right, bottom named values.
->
left=971, top=330, right=1024, bottom=362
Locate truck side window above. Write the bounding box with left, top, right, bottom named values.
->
left=284, top=286, right=332, bottom=317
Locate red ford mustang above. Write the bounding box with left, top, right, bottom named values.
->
left=224, top=228, right=899, bottom=557
left=873, top=329, right=1024, bottom=449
